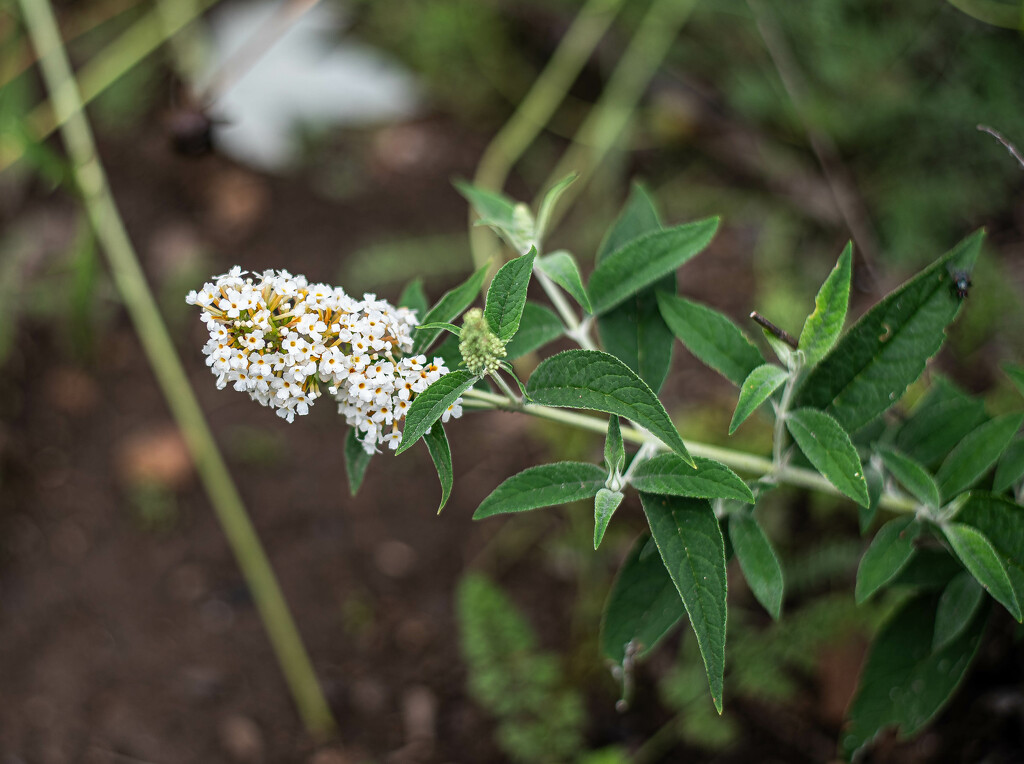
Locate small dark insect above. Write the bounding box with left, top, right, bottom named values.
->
left=950, top=270, right=972, bottom=300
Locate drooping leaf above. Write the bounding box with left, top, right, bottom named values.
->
left=893, top=378, right=987, bottom=470
left=957, top=491, right=1024, bottom=620
left=876, top=445, right=940, bottom=509
left=933, top=570, right=985, bottom=652
left=860, top=461, right=884, bottom=534
left=473, top=462, right=607, bottom=519
left=796, top=230, right=983, bottom=432
left=935, top=413, right=1023, bottom=501
left=841, top=593, right=987, bottom=760
left=600, top=534, right=684, bottom=667
left=786, top=408, right=870, bottom=507
left=641, top=494, right=727, bottom=713
left=503, top=302, right=564, bottom=360
left=598, top=277, right=675, bottom=393
left=534, top=173, right=578, bottom=242
left=798, top=242, right=853, bottom=368
left=605, top=416, right=625, bottom=474
left=593, top=489, right=624, bottom=550
left=454, top=180, right=517, bottom=231
left=729, top=508, right=784, bottom=619
left=344, top=427, right=373, bottom=496
left=657, top=293, right=763, bottom=386
left=855, top=516, right=920, bottom=603
left=526, top=350, right=692, bottom=464
left=536, top=250, right=592, bottom=314
left=424, top=424, right=453, bottom=514
left=484, top=248, right=536, bottom=341
left=730, top=364, right=788, bottom=434
left=413, top=266, right=489, bottom=355
left=588, top=219, right=720, bottom=315
left=397, top=371, right=477, bottom=454
left=943, top=522, right=1021, bottom=621
left=596, top=183, right=661, bottom=264
left=630, top=454, right=754, bottom=503
left=398, top=277, right=428, bottom=318
left=993, top=436, right=1024, bottom=493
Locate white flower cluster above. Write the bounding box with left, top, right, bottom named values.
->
left=187, top=267, right=463, bottom=453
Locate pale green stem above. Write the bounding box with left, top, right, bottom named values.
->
left=18, top=0, right=335, bottom=736
left=533, top=267, right=597, bottom=350
left=461, top=388, right=917, bottom=513
left=470, top=0, right=627, bottom=269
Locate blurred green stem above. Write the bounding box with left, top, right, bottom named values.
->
left=18, top=0, right=336, bottom=738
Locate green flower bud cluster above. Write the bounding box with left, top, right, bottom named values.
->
left=460, top=308, right=506, bottom=376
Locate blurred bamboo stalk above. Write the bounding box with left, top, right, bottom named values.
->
left=17, top=0, right=337, bottom=738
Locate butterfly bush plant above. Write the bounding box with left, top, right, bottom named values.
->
left=189, top=176, right=1024, bottom=760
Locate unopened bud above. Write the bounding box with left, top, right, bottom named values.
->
left=460, top=308, right=506, bottom=376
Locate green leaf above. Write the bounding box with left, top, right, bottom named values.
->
left=598, top=280, right=675, bottom=393
left=728, top=508, right=784, bottom=619
left=957, top=491, right=1024, bottom=621
left=588, top=219, right=719, bottom=315
left=855, top=516, right=919, bottom=603
left=1004, top=363, right=1024, bottom=397
left=933, top=570, right=985, bottom=652
left=876, top=445, right=940, bottom=509
left=596, top=183, right=662, bottom=263
left=657, top=293, right=763, bottom=386
left=397, top=371, right=477, bottom=454
left=344, top=427, right=373, bottom=496
left=593, top=489, right=624, bottom=550
left=943, top=522, right=1021, bottom=621
left=537, top=250, right=592, bottom=313
left=423, top=424, right=453, bottom=514
left=398, top=277, right=428, bottom=317
left=413, top=266, right=489, bottom=355
left=936, top=413, right=1023, bottom=501
left=631, top=454, right=754, bottom=504
left=641, top=494, right=727, bottom=713
left=605, top=416, right=625, bottom=474
left=841, top=593, right=986, bottom=760
left=600, top=534, right=684, bottom=667
left=730, top=364, right=788, bottom=434
left=416, top=321, right=461, bottom=335
left=454, top=180, right=517, bottom=226
left=484, top=248, right=536, bottom=341
left=473, top=462, right=607, bottom=519
left=786, top=408, right=870, bottom=507
left=894, top=380, right=987, bottom=470
left=798, top=242, right=852, bottom=368
left=860, top=462, right=884, bottom=534
left=535, top=173, right=578, bottom=243
left=797, top=230, right=983, bottom=432
left=994, top=436, right=1024, bottom=493
left=504, top=302, right=564, bottom=360
left=527, top=349, right=692, bottom=464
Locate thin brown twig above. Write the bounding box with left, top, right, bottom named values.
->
left=978, top=124, right=1024, bottom=170
left=751, top=311, right=799, bottom=350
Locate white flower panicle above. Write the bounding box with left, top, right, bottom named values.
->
left=187, top=267, right=463, bottom=454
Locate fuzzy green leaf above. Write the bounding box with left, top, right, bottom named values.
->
left=535, top=173, right=577, bottom=241
left=943, top=522, right=1021, bottom=621
left=957, top=492, right=1024, bottom=621
left=841, top=593, right=986, bottom=760
left=798, top=243, right=852, bottom=368
left=876, top=445, right=940, bottom=509
left=473, top=462, right=607, bottom=519
left=598, top=280, right=675, bottom=393
left=730, top=364, right=788, bottom=434
left=398, top=277, right=428, bottom=318
left=588, top=218, right=719, bottom=315
left=600, top=534, right=685, bottom=667
left=424, top=424, right=453, bottom=514
left=893, top=377, right=987, bottom=469
left=597, top=183, right=661, bottom=263
left=786, top=408, right=870, bottom=507
left=933, top=570, right=985, bottom=652
left=413, top=266, right=489, bottom=355
left=504, top=302, right=564, bottom=360
left=397, top=371, right=477, bottom=454
left=728, top=509, right=784, bottom=619
left=605, top=416, right=625, bottom=474
left=527, top=349, right=692, bottom=464
left=855, top=516, right=919, bottom=603
left=993, top=436, right=1024, bottom=493
left=657, top=293, right=763, bottom=386
left=344, top=427, right=373, bottom=496
left=454, top=180, right=517, bottom=227
left=537, top=250, right=591, bottom=313
left=796, top=230, right=983, bottom=432
left=484, top=248, right=536, bottom=341
left=641, top=494, right=727, bottom=713
left=593, top=489, right=624, bottom=550
left=936, top=413, right=1023, bottom=501
left=631, top=454, right=754, bottom=504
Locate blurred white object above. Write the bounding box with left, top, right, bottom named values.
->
left=206, top=1, right=422, bottom=171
